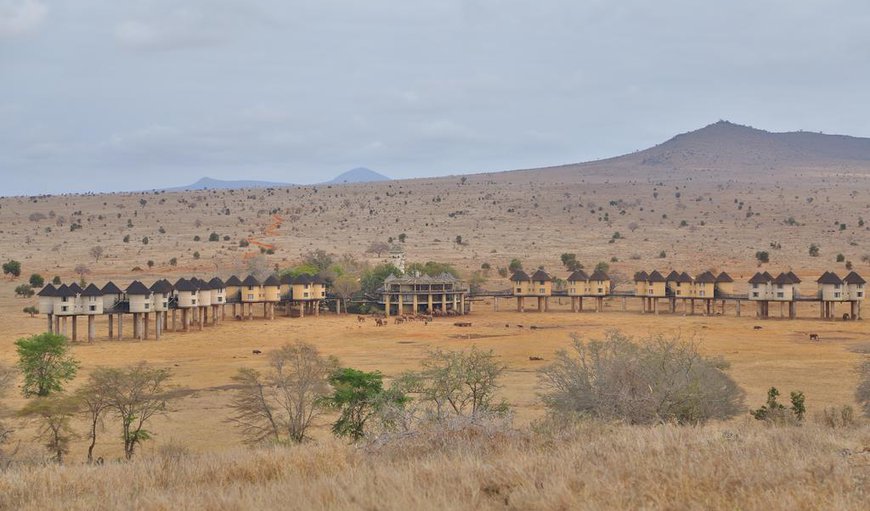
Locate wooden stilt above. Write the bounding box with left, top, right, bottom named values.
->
left=87, top=315, right=95, bottom=342
left=72, top=316, right=78, bottom=342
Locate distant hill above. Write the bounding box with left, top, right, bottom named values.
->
left=166, top=177, right=291, bottom=191
left=509, top=120, right=870, bottom=183
left=326, top=167, right=391, bottom=184
left=166, top=168, right=390, bottom=191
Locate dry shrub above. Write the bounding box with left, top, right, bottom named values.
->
left=856, top=360, right=870, bottom=417
left=539, top=330, right=745, bottom=424
left=814, top=406, right=857, bottom=429
left=1, top=423, right=868, bottom=510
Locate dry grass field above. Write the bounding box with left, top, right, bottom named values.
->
left=1, top=121, right=870, bottom=509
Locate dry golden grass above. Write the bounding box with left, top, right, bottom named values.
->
left=1, top=421, right=868, bottom=511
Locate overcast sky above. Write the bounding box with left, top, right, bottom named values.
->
left=2, top=1, right=870, bottom=195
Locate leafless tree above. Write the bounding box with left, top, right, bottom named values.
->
left=89, top=246, right=104, bottom=263
left=366, top=241, right=390, bottom=258
left=539, top=330, right=744, bottom=425
left=75, top=376, right=112, bottom=464
left=74, top=264, right=91, bottom=281
left=228, top=342, right=337, bottom=444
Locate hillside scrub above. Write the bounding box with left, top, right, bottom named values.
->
left=0, top=422, right=867, bottom=510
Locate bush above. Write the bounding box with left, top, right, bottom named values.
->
left=29, top=274, right=44, bottom=288
left=755, top=251, right=769, bottom=264
left=539, top=330, right=744, bottom=424
left=3, top=260, right=21, bottom=278
left=857, top=360, right=870, bottom=417
left=809, top=243, right=820, bottom=257
left=836, top=253, right=845, bottom=262
left=750, top=387, right=805, bottom=425
left=208, top=232, right=220, bottom=242
left=814, top=406, right=856, bottom=429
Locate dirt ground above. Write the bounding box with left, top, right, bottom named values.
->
left=1, top=280, right=866, bottom=459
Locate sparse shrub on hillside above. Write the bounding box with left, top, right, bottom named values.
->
left=497, top=267, right=508, bottom=278
left=29, top=274, right=44, bottom=287
left=193, top=235, right=201, bottom=242
left=836, top=253, right=845, bottom=262
left=169, top=258, right=177, bottom=267
left=658, top=250, right=666, bottom=258
left=51, top=276, right=61, bottom=285
left=3, top=260, right=21, bottom=278
left=193, top=252, right=200, bottom=260
left=23, top=306, right=38, bottom=317
left=239, top=239, right=250, bottom=248
left=809, top=243, right=820, bottom=257
left=750, top=387, right=805, bottom=425
left=123, top=235, right=130, bottom=243
left=508, top=258, right=523, bottom=273
left=594, top=261, right=609, bottom=273
left=228, top=343, right=337, bottom=444
left=14, top=284, right=34, bottom=298
left=560, top=253, right=582, bottom=271
left=366, top=241, right=390, bottom=257
left=208, top=232, right=220, bottom=242
left=755, top=251, right=769, bottom=264
left=539, top=331, right=744, bottom=425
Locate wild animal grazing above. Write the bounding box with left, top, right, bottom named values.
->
left=809, top=333, right=819, bottom=342
left=753, top=326, right=763, bottom=330
left=252, top=349, right=262, bottom=355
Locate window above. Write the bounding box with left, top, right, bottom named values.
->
left=89, top=305, right=96, bottom=311
left=752, top=292, right=759, bottom=297
left=192, top=299, right=197, bottom=305
left=539, top=287, right=545, bottom=293
left=753, top=283, right=759, bottom=289
left=516, top=288, right=522, bottom=293
left=144, top=303, right=150, bottom=310
left=597, top=288, right=603, bottom=293
left=247, top=294, right=254, bottom=300
left=61, top=306, right=68, bottom=312
left=777, top=292, right=783, bottom=298
left=217, top=297, right=223, bottom=303
left=699, top=291, right=705, bottom=296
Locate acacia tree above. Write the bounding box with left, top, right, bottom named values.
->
left=15, top=333, right=79, bottom=397
left=400, top=346, right=508, bottom=421
left=3, top=260, right=21, bottom=279
left=19, top=395, right=78, bottom=464
left=91, top=363, right=175, bottom=459
left=228, top=342, right=337, bottom=444
left=332, top=274, right=360, bottom=314
left=75, top=376, right=112, bottom=464
left=366, top=241, right=390, bottom=258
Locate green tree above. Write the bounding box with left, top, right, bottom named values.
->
left=750, top=387, right=806, bottom=425
left=15, top=333, right=79, bottom=397
left=405, top=261, right=459, bottom=277
left=594, top=261, right=610, bottom=274
left=560, top=253, right=582, bottom=271
left=324, top=368, right=406, bottom=441
left=3, top=260, right=21, bottom=279
left=360, top=263, right=402, bottom=296
left=809, top=243, right=820, bottom=257
left=29, top=274, right=44, bottom=288
left=508, top=258, right=523, bottom=273
left=755, top=251, right=769, bottom=264
left=51, top=276, right=62, bottom=285
left=302, top=249, right=334, bottom=273
left=15, top=284, right=34, bottom=298
left=208, top=232, right=220, bottom=242
left=23, top=306, right=39, bottom=317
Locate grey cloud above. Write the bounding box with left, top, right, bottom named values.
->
left=2, top=1, right=870, bottom=195
left=0, top=0, right=47, bottom=37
